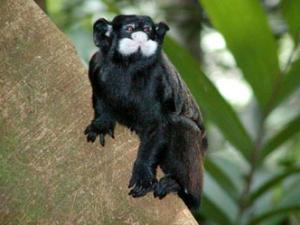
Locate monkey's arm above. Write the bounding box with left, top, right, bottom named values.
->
left=84, top=52, right=116, bottom=146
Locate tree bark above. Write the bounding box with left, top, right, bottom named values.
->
left=0, top=0, right=198, bottom=224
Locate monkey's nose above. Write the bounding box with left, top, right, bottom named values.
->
left=132, top=31, right=147, bottom=42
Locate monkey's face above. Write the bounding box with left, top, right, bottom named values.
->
left=93, top=15, right=169, bottom=57
left=116, top=17, right=158, bottom=57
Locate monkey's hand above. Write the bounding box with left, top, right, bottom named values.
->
left=84, top=117, right=115, bottom=146
left=128, top=162, right=157, bottom=198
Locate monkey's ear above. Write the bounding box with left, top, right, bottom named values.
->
left=155, top=22, right=170, bottom=38
left=93, top=18, right=112, bottom=47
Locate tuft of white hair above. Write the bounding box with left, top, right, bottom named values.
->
left=118, top=31, right=158, bottom=57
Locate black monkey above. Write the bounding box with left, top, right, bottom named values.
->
left=84, top=15, right=207, bottom=211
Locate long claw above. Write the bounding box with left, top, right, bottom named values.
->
left=87, top=133, right=96, bottom=143
left=129, top=185, right=141, bottom=197
left=84, top=126, right=91, bottom=135
left=128, top=178, right=135, bottom=188
left=100, top=134, right=105, bottom=146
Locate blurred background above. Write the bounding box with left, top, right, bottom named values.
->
left=41, top=0, right=300, bottom=224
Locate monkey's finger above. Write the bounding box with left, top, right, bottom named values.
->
left=86, top=133, right=96, bottom=143
left=153, top=190, right=159, bottom=198
left=129, top=185, right=142, bottom=197
left=136, top=186, right=152, bottom=197
left=84, top=126, right=90, bottom=135
left=153, top=184, right=164, bottom=198
left=128, top=177, right=136, bottom=188
left=128, top=189, right=136, bottom=196
left=129, top=180, right=142, bottom=194
left=100, top=134, right=105, bottom=146
left=108, top=130, right=114, bottom=139
left=154, top=189, right=167, bottom=199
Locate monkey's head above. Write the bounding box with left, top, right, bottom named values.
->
left=93, top=15, right=169, bottom=57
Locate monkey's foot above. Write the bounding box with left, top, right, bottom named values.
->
left=128, top=165, right=157, bottom=198
left=153, top=175, right=181, bottom=199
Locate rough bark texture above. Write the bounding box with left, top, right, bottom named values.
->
left=0, top=0, right=198, bottom=224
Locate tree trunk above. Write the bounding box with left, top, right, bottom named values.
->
left=0, top=0, right=198, bottom=224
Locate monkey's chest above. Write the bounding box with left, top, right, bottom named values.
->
left=99, top=72, right=162, bottom=128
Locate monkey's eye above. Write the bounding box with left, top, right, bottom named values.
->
left=143, top=26, right=151, bottom=33
left=125, top=25, right=134, bottom=32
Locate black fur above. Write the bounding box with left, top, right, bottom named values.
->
left=84, top=15, right=207, bottom=211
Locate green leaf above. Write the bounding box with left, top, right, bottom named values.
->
left=259, top=113, right=300, bottom=162
left=247, top=205, right=300, bottom=225
left=199, top=0, right=280, bottom=111
left=163, top=37, right=253, bottom=159
left=274, top=57, right=300, bottom=108
left=200, top=195, right=233, bottom=225
left=201, top=173, right=237, bottom=225
left=101, top=0, right=121, bottom=14
left=282, top=0, right=300, bottom=44
left=205, top=158, right=239, bottom=200
left=249, top=165, right=300, bottom=205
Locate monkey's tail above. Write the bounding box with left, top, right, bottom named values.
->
left=177, top=187, right=202, bottom=211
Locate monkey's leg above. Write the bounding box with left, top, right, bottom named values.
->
left=128, top=125, right=168, bottom=198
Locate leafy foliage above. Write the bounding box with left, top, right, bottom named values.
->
left=196, top=0, right=300, bottom=224
left=47, top=0, right=300, bottom=224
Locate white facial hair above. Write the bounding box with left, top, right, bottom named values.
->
left=118, top=31, right=158, bottom=57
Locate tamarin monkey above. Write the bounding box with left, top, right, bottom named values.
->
left=84, top=15, right=207, bottom=211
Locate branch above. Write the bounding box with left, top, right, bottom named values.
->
left=0, top=0, right=198, bottom=224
